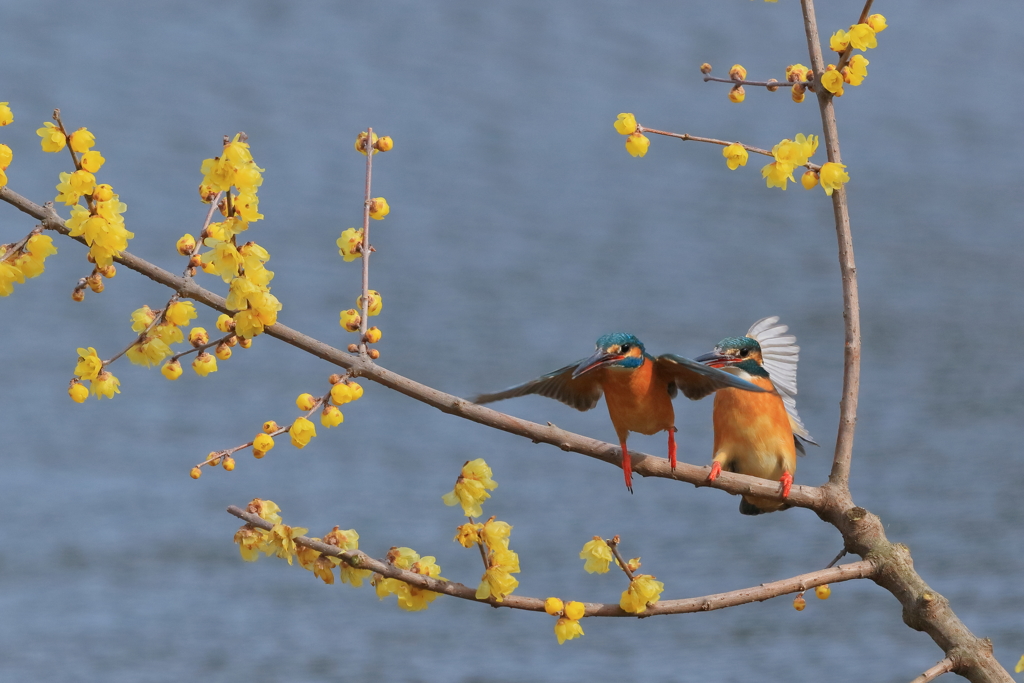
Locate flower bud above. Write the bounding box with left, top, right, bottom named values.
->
left=815, top=584, right=831, bottom=599
left=238, top=338, right=252, bottom=349
left=262, top=420, right=279, bottom=434
left=161, top=359, right=183, bottom=380
left=699, top=62, right=712, bottom=74
left=374, top=135, right=394, bottom=152
left=766, top=78, right=780, bottom=92
left=801, top=170, right=819, bottom=190
left=222, top=457, right=236, bottom=471
left=347, top=343, right=360, bottom=353
left=99, top=265, right=116, bottom=278
left=296, top=393, right=318, bottom=411
left=368, top=197, right=390, bottom=220
left=729, top=64, right=747, bottom=81
left=544, top=597, right=564, bottom=616
left=364, top=326, right=382, bottom=344
left=340, top=309, right=361, bottom=332
left=354, top=131, right=378, bottom=155
left=177, top=234, right=196, bottom=256
left=329, top=374, right=345, bottom=385
left=793, top=594, right=806, bottom=611
left=189, top=327, right=209, bottom=347
left=215, top=342, right=232, bottom=360
left=72, top=287, right=86, bottom=302
left=92, top=184, right=114, bottom=202
left=564, top=601, right=585, bottom=621
left=87, top=273, right=104, bottom=293
left=791, top=83, right=806, bottom=103
left=368, top=349, right=380, bottom=359
left=190, top=467, right=202, bottom=479
left=728, top=85, right=745, bottom=103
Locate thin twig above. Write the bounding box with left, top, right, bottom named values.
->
left=359, top=127, right=373, bottom=355
left=606, top=536, right=635, bottom=581
left=800, top=0, right=860, bottom=492
left=908, top=658, right=955, bottom=683
left=227, top=505, right=874, bottom=617
left=639, top=127, right=822, bottom=171
left=825, top=548, right=848, bottom=569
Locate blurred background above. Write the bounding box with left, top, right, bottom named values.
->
left=2, top=1, right=1022, bottom=681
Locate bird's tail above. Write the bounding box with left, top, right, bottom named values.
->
left=739, top=496, right=791, bottom=516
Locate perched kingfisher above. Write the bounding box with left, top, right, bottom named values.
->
left=695, top=317, right=817, bottom=515
left=473, top=333, right=766, bottom=492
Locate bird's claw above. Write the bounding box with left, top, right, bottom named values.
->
left=780, top=471, right=793, bottom=499
left=706, top=461, right=722, bottom=483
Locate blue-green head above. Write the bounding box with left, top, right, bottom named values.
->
left=694, top=336, right=767, bottom=377
left=572, top=333, right=646, bottom=378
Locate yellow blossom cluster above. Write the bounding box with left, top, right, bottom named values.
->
left=761, top=133, right=818, bottom=190
left=69, top=347, right=120, bottom=401
left=619, top=574, right=666, bottom=614
left=122, top=301, right=198, bottom=369
left=544, top=597, right=587, bottom=644
left=37, top=121, right=130, bottom=272
left=294, top=527, right=372, bottom=586
left=579, top=536, right=662, bottom=614
left=613, top=113, right=650, bottom=157
left=232, top=499, right=313, bottom=566
left=442, top=458, right=498, bottom=517
left=373, top=546, right=445, bottom=611
left=196, top=135, right=281, bottom=339
left=1, top=234, right=57, bottom=297
left=245, top=378, right=364, bottom=459
left=824, top=15, right=886, bottom=95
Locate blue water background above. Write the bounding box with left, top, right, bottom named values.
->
left=2, top=2, right=1023, bottom=681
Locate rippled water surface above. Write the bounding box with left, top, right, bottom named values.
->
left=2, top=2, right=1023, bottom=682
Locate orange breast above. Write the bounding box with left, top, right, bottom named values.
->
left=712, top=376, right=795, bottom=480
left=599, top=359, right=675, bottom=440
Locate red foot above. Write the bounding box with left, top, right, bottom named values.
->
left=780, top=471, right=793, bottom=499
left=667, top=428, right=677, bottom=470
left=621, top=442, right=633, bottom=493
left=707, top=460, right=722, bottom=483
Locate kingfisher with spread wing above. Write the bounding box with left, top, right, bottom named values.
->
left=695, top=317, right=817, bottom=514
left=473, top=332, right=766, bottom=492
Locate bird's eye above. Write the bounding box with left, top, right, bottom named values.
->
left=740, top=348, right=749, bottom=357
left=621, top=344, right=631, bottom=353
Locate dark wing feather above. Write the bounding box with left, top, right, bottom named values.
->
left=472, top=361, right=604, bottom=412
left=655, top=354, right=768, bottom=400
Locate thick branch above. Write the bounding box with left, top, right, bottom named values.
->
left=228, top=505, right=874, bottom=617
left=0, top=185, right=826, bottom=511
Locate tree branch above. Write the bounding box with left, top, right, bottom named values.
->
left=0, top=184, right=826, bottom=512
left=227, top=505, right=875, bottom=617
left=909, top=658, right=956, bottom=683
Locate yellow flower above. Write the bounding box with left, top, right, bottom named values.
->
left=1015, top=655, right=1024, bottom=674
left=619, top=574, right=665, bottom=614
left=866, top=14, right=887, bottom=33
left=261, top=523, right=309, bottom=565
left=829, top=29, right=850, bottom=52
left=0, top=102, right=12, bottom=126
left=729, top=64, right=747, bottom=81
left=368, top=197, right=390, bottom=220
left=624, top=132, right=650, bottom=157
left=296, top=393, right=318, bottom=411
left=290, top=417, right=317, bottom=448
left=847, top=23, right=877, bottom=50
left=476, top=564, right=519, bottom=602
left=801, top=170, right=819, bottom=190
left=330, top=381, right=364, bottom=405
left=165, top=301, right=197, bottom=327
left=365, top=326, right=382, bottom=344
left=92, top=184, right=113, bottom=202
left=253, top=432, right=275, bottom=456
left=74, top=347, right=103, bottom=381
left=613, top=113, right=637, bottom=135
left=339, top=308, right=361, bottom=332
left=192, top=352, right=218, bottom=376
left=356, top=290, right=383, bottom=316
left=846, top=55, right=869, bottom=86
left=728, top=86, right=745, bottom=103
left=0, top=260, right=24, bottom=296
left=248, top=498, right=282, bottom=524
left=375, top=135, right=394, bottom=152
left=161, top=360, right=183, bottom=380
left=793, top=594, right=806, bottom=611
left=761, top=161, right=795, bottom=190
left=355, top=131, right=379, bottom=155
left=815, top=584, right=831, bottom=599
left=80, top=150, right=105, bottom=173
left=68, top=128, right=96, bottom=153
left=481, top=519, right=512, bottom=550
left=201, top=241, right=243, bottom=282
left=544, top=597, right=564, bottom=616
left=91, top=371, right=121, bottom=399
left=37, top=122, right=67, bottom=152
left=215, top=342, right=232, bottom=361
left=786, top=64, right=810, bottom=83
left=554, top=617, right=584, bottom=644
left=234, top=526, right=267, bottom=562
left=721, top=144, right=748, bottom=170
left=126, top=337, right=173, bottom=367
left=176, top=234, right=196, bottom=256
left=793, top=133, right=818, bottom=163
left=0, top=144, right=11, bottom=169
left=564, top=600, right=585, bottom=620
left=320, top=405, right=344, bottom=428
left=215, top=314, right=235, bottom=333
left=188, top=326, right=209, bottom=346
left=442, top=458, right=498, bottom=517
left=579, top=537, right=613, bottom=573
left=0, top=167, right=7, bottom=190
left=336, top=228, right=363, bottom=262
left=454, top=522, right=483, bottom=548
left=68, top=380, right=89, bottom=403
left=819, top=161, right=850, bottom=196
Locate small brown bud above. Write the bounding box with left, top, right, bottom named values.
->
left=368, top=349, right=380, bottom=360
left=222, top=457, right=236, bottom=471
left=699, top=62, right=712, bottom=74
left=224, top=335, right=238, bottom=347
left=347, top=343, right=360, bottom=353
left=238, top=338, right=252, bottom=349
left=86, top=252, right=96, bottom=264
left=87, top=273, right=104, bottom=293
left=188, top=254, right=202, bottom=268
left=72, top=288, right=86, bottom=302
left=766, top=78, right=780, bottom=92
left=329, top=374, right=344, bottom=385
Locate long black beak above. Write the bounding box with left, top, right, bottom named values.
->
left=572, top=349, right=623, bottom=379
left=694, top=350, right=733, bottom=369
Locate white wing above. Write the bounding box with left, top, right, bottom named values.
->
left=746, top=316, right=817, bottom=447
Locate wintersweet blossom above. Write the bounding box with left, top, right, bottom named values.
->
left=619, top=574, right=665, bottom=614
left=847, top=23, right=877, bottom=51
left=613, top=113, right=637, bottom=135
left=289, top=417, right=317, bottom=448
left=442, top=458, right=498, bottom=517
left=820, top=69, right=845, bottom=96
left=819, top=162, right=850, bottom=196
left=0, top=102, right=13, bottom=126
left=624, top=132, right=650, bottom=157
left=36, top=122, right=66, bottom=152
left=554, top=617, right=584, bottom=644
left=579, top=537, right=613, bottom=573
left=722, top=144, right=748, bottom=170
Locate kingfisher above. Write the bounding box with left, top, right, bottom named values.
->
left=695, top=317, right=817, bottom=515
left=473, top=333, right=766, bottom=491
